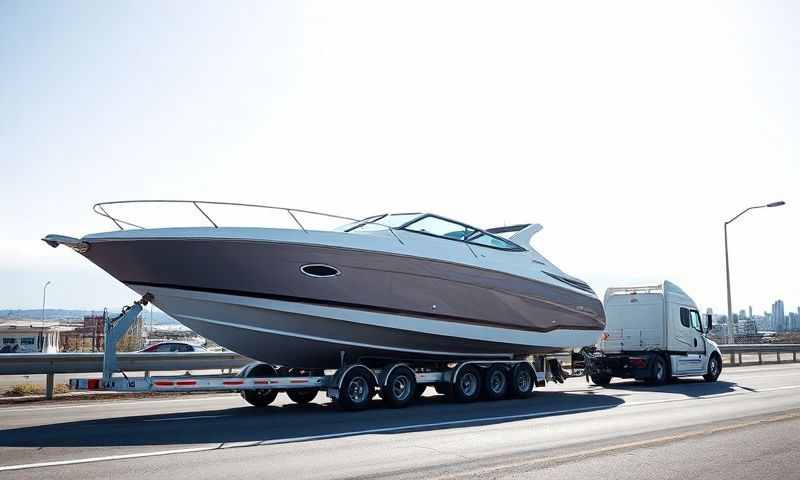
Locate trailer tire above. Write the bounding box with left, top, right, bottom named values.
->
left=510, top=363, right=535, bottom=397
left=704, top=353, right=722, bottom=382
left=240, top=363, right=279, bottom=407
left=483, top=365, right=510, bottom=400
left=337, top=366, right=375, bottom=411
left=590, top=373, right=612, bottom=386
left=381, top=365, right=416, bottom=408
left=452, top=365, right=482, bottom=403
left=287, top=390, right=318, bottom=404
left=285, top=368, right=319, bottom=404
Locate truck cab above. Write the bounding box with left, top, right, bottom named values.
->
left=587, top=281, right=722, bottom=385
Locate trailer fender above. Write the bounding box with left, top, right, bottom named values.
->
left=333, top=364, right=379, bottom=391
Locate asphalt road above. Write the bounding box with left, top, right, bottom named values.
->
left=1, top=364, right=799, bottom=479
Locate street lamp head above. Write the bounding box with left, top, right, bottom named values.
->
left=766, top=201, right=786, bottom=208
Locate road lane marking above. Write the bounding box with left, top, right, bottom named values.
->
left=756, top=384, right=800, bottom=392
left=1, top=382, right=799, bottom=473
left=0, top=404, right=615, bottom=472
left=143, top=414, right=232, bottom=422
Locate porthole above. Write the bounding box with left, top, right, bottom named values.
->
left=300, top=264, right=341, bottom=278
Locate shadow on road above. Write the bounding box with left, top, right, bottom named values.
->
left=594, top=379, right=739, bottom=397
left=0, top=389, right=625, bottom=449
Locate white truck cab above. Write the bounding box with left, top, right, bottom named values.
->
left=587, top=281, right=722, bottom=385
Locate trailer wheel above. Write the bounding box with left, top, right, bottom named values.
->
left=704, top=353, right=722, bottom=382
left=381, top=365, right=416, bottom=408
left=337, top=366, right=374, bottom=411
left=240, top=363, right=278, bottom=407
left=285, top=368, right=319, bottom=404
left=510, top=363, right=535, bottom=397
left=648, top=355, right=668, bottom=386
left=452, top=365, right=482, bottom=402
left=483, top=365, right=510, bottom=400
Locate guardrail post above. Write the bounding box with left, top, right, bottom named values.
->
left=737, top=353, right=742, bottom=365
left=776, top=351, right=781, bottom=363
left=793, top=352, right=797, bottom=363
left=45, top=372, right=55, bottom=400
left=729, top=353, right=735, bottom=365
left=758, top=352, right=762, bottom=364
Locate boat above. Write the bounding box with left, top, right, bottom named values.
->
left=43, top=201, right=605, bottom=368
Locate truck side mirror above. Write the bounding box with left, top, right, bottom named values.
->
left=706, top=314, right=713, bottom=332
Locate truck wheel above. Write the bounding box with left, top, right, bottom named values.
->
left=452, top=365, right=482, bottom=402
left=240, top=363, right=278, bottom=407
left=510, top=363, right=535, bottom=397
left=648, top=355, right=668, bottom=386
left=337, top=366, right=374, bottom=411
left=483, top=365, right=510, bottom=400
left=590, top=373, right=612, bottom=386
left=704, top=354, right=722, bottom=382
left=381, top=365, right=416, bottom=408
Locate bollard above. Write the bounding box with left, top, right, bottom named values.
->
left=45, top=372, right=55, bottom=400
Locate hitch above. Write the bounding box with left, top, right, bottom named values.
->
left=102, top=293, right=153, bottom=387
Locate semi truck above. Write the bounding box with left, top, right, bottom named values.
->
left=583, top=281, right=722, bottom=386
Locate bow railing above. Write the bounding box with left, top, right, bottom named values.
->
left=92, top=200, right=406, bottom=244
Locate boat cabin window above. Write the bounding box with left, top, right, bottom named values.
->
left=344, top=213, right=421, bottom=233
left=467, top=233, right=520, bottom=250
left=403, top=216, right=476, bottom=240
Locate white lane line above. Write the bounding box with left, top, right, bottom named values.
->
left=756, top=384, right=800, bottom=392
left=143, top=415, right=231, bottom=422
left=2, top=382, right=799, bottom=472
left=0, top=446, right=221, bottom=472
left=0, top=404, right=612, bottom=472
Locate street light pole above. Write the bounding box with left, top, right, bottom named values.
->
left=41, top=281, right=51, bottom=352
left=724, top=201, right=786, bottom=344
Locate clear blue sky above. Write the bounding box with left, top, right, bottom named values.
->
left=1, top=1, right=797, bottom=315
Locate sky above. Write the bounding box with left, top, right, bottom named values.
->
left=1, top=1, right=797, bottom=316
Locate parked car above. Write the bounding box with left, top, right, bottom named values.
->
left=137, top=342, right=207, bottom=353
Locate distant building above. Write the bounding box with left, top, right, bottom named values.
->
left=772, top=300, right=785, bottom=331
left=748, top=306, right=753, bottom=319
left=0, top=321, right=72, bottom=353
left=789, top=312, right=800, bottom=332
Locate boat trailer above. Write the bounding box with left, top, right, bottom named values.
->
left=70, top=294, right=573, bottom=411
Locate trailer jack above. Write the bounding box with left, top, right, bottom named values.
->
left=102, top=293, right=153, bottom=388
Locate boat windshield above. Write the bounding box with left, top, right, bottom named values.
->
left=403, top=215, right=524, bottom=251
left=342, top=213, right=422, bottom=233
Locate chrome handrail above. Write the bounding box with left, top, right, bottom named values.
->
left=92, top=200, right=405, bottom=244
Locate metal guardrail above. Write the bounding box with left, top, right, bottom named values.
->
left=718, top=344, right=800, bottom=366
left=0, top=352, right=252, bottom=376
